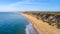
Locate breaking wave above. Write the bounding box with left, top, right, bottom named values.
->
left=25, top=22, right=36, bottom=34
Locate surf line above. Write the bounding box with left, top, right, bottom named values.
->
left=25, top=22, right=36, bottom=34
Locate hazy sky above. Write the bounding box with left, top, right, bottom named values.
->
left=0, top=0, right=60, bottom=11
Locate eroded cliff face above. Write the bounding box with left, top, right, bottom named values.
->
left=23, top=12, right=60, bottom=29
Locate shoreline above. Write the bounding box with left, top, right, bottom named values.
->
left=25, top=22, right=36, bottom=34
left=21, top=13, right=60, bottom=34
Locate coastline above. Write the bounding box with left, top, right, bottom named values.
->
left=21, top=13, right=60, bottom=34
left=25, top=22, right=36, bottom=34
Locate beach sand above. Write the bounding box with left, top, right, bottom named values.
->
left=22, top=14, right=60, bottom=34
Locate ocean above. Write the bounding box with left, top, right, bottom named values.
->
left=0, top=12, right=36, bottom=34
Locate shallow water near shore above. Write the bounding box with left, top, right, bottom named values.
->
left=0, top=12, right=36, bottom=34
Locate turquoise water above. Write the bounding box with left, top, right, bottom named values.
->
left=0, top=12, right=30, bottom=34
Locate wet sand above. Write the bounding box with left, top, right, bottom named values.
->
left=22, top=14, right=60, bottom=34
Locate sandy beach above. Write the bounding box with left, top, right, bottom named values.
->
left=22, top=13, right=60, bottom=34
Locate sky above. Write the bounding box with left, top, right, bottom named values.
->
left=0, top=0, right=60, bottom=11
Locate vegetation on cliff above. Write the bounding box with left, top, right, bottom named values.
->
left=23, top=12, right=60, bottom=29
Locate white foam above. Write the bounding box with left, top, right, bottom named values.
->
left=25, top=23, right=36, bottom=34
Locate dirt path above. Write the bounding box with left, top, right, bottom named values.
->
left=22, top=14, right=60, bottom=34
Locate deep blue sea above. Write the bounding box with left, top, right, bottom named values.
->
left=0, top=12, right=36, bottom=34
